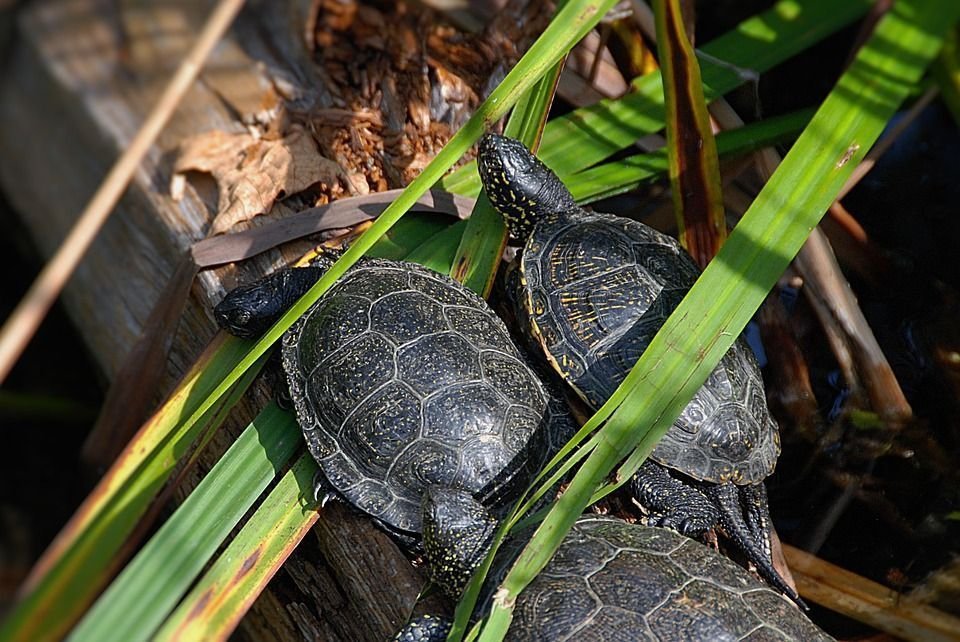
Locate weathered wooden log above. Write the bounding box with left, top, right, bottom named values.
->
left=0, top=0, right=471, bottom=638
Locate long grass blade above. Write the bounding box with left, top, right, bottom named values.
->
left=441, top=0, right=873, bottom=197
left=67, top=403, right=301, bottom=641
left=153, top=453, right=319, bottom=641
left=568, top=108, right=812, bottom=203
left=0, top=338, right=267, bottom=642
left=476, top=0, right=957, bottom=638
left=449, top=34, right=566, bottom=296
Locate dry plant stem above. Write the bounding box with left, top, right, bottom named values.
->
left=793, top=226, right=913, bottom=421
left=751, top=140, right=912, bottom=422
left=803, top=471, right=864, bottom=555
left=756, top=294, right=819, bottom=433
left=784, top=543, right=960, bottom=642
left=81, top=258, right=199, bottom=470
left=0, top=0, right=247, bottom=385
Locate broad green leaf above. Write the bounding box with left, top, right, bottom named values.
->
left=0, top=338, right=267, bottom=642
left=477, top=0, right=957, bottom=638
left=568, top=108, right=812, bottom=203
left=367, top=212, right=455, bottom=259
left=68, top=403, right=301, bottom=641
left=154, top=453, right=319, bottom=641
left=406, top=219, right=469, bottom=273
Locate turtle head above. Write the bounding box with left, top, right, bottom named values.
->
left=477, top=134, right=576, bottom=242
left=421, top=487, right=497, bottom=600
left=215, top=265, right=329, bottom=339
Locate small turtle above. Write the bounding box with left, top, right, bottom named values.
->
left=215, top=254, right=573, bottom=539
left=396, top=490, right=833, bottom=642
left=476, top=134, right=796, bottom=603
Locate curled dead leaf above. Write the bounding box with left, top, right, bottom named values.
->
left=172, top=125, right=354, bottom=234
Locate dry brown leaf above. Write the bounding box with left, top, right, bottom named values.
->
left=173, top=125, right=351, bottom=234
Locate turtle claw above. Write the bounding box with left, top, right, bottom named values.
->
left=703, top=483, right=805, bottom=609
left=630, top=461, right=719, bottom=537
left=646, top=511, right=713, bottom=538
left=631, top=462, right=803, bottom=607
left=312, top=470, right=337, bottom=507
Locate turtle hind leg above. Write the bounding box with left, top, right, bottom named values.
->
left=421, top=487, right=498, bottom=600
left=629, top=461, right=719, bottom=537
left=702, top=482, right=806, bottom=609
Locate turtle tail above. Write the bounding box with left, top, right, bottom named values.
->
left=705, top=483, right=807, bottom=609
left=477, top=134, right=576, bottom=242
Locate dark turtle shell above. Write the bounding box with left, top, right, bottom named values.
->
left=282, top=258, right=558, bottom=534
left=505, top=516, right=832, bottom=641
left=520, top=209, right=780, bottom=484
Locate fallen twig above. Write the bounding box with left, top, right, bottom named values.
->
left=785, top=543, right=960, bottom=642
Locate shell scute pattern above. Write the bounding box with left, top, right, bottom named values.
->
left=397, top=333, right=482, bottom=396
left=648, top=578, right=762, bottom=640
left=503, top=517, right=833, bottom=642
left=501, top=406, right=541, bottom=452
left=371, top=291, right=446, bottom=342
left=308, top=333, right=396, bottom=418
left=523, top=209, right=780, bottom=483
left=339, top=382, right=420, bottom=474
left=408, top=270, right=477, bottom=307
left=510, top=576, right=602, bottom=642
left=285, top=258, right=551, bottom=534
left=422, top=383, right=506, bottom=440
left=288, top=294, right=372, bottom=374
left=445, top=305, right=514, bottom=350
left=479, top=351, right=544, bottom=407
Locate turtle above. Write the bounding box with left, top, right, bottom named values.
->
left=396, top=489, right=833, bottom=642
left=215, top=253, right=574, bottom=540
left=476, top=133, right=797, bottom=604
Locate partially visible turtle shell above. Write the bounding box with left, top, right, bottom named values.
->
left=504, top=516, right=832, bottom=641
left=283, top=258, right=561, bottom=534
left=521, top=210, right=779, bottom=484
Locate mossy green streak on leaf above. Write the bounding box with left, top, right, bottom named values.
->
left=476, top=0, right=958, bottom=639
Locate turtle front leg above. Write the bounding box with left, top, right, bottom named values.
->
left=629, top=461, right=719, bottom=536
left=702, top=482, right=805, bottom=608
